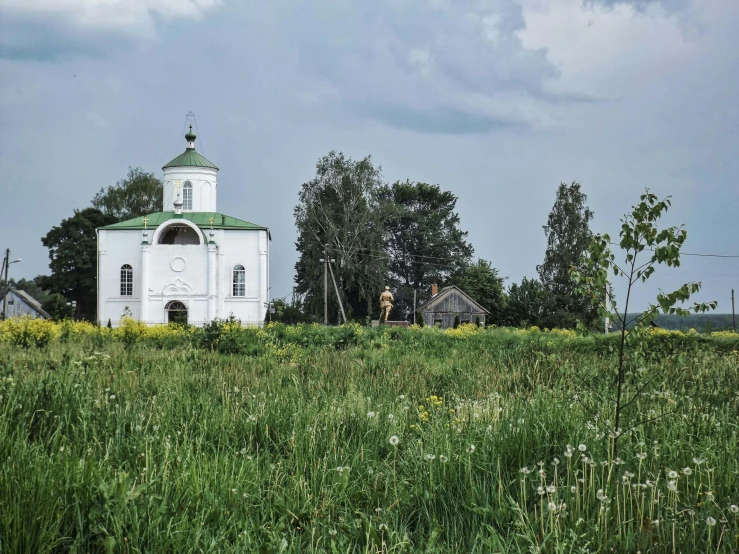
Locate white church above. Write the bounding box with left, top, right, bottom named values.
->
left=97, top=125, right=270, bottom=327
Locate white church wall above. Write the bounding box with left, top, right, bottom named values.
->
left=220, top=230, right=268, bottom=324
left=98, top=229, right=143, bottom=325
left=162, top=167, right=218, bottom=212
left=99, top=227, right=269, bottom=327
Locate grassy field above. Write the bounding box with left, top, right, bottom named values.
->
left=1, top=321, right=738, bottom=553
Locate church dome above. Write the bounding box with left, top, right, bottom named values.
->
left=162, top=125, right=219, bottom=170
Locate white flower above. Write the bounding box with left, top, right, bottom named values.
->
left=425, top=454, right=436, bottom=461
left=706, top=516, right=716, bottom=526
left=636, top=452, right=647, bottom=461
left=387, top=414, right=394, bottom=420
left=667, top=481, right=677, bottom=492
left=231, top=489, right=237, bottom=494
left=552, top=457, right=560, bottom=466
left=729, top=505, right=738, bottom=514
left=668, top=470, right=678, bottom=479
left=548, top=502, right=557, bottom=512
left=693, top=457, right=705, bottom=465
left=682, top=467, right=693, bottom=476
left=109, top=395, right=116, bottom=400
left=466, top=444, right=476, bottom=454
left=537, top=486, right=545, bottom=496
left=578, top=444, right=587, bottom=452
left=570, top=486, right=577, bottom=493
left=399, top=395, right=405, bottom=400
left=439, top=455, right=448, bottom=463
left=389, top=435, right=399, bottom=446
left=520, top=467, right=531, bottom=475
left=546, top=485, right=556, bottom=493
left=367, top=412, right=376, bottom=418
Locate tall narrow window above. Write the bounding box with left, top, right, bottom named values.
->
left=120, top=264, right=133, bottom=296
left=232, top=265, right=246, bottom=297
left=183, top=181, right=193, bottom=210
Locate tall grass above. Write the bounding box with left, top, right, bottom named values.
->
left=1, top=325, right=738, bottom=552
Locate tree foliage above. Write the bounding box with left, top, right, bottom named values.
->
left=572, top=189, right=717, bottom=457
left=379, top=181, right=473, bottom=319
left=504, top=278, right=553, bottom=327
left=294, top=151, right=387, bottom=323
left=537, top=182, right=598, bottom=329
left=92, top=167, right=163, bottom=220
left=447, top=259, right=505, bottom=325
left=39, top=208, right=118, bottom=321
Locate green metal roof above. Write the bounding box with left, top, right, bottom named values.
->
left=99, top=212, right=267, bottom=231
left=162, top=149, right=219, bottom=170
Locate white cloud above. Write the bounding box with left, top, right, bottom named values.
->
left=2, top=0, right=220, bottom=35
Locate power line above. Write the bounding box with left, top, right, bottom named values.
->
left=608, top=242, right=739, bottom=259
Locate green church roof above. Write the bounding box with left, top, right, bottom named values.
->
left=162, top=125, right=219, bottom=170
left=99, top=212, right=268, bottom=231
left=162, top=149, right=218, bottom=170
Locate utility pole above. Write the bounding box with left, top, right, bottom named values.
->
left=327, top=259, right=347, bottom=324
left=319, top=247, right=335, bottom=325
left=732, top=288, right=736, bottom=333
left=413, top=288, right=417, bottom=325
left=604, top=281, right=610, bottom=334
left=1, top=249, right=9, bottom=320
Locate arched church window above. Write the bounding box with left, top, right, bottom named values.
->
left=183, top=181, right=193, bottom=210
left=233, top=265, right=246, bottom=297
left=120, top=264, right=133, bottom=296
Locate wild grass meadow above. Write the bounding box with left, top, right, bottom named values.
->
left=1, top=319, right=738, bottom=553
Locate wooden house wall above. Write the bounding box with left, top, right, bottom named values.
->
left=421, top=290, right=486, bottom=329
left=3, top=291, right=46, bottom=320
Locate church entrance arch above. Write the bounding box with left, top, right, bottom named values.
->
left=165, top=300, right=188, bottom=325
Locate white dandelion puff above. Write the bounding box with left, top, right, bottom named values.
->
left=389, top=435, right=399, bottom=446
left=668, top=470, right=678, bottom=479
left=682, top=467, right=693, bottom=476
left=706, top=516, right=716, bottom=526
left=729, top=505, right=738, bottom=514
left=425, top=453, right=436, bottom=461
left=578, top=444, right=587, bottom=452
left=439, top=455, right=448, bottom=463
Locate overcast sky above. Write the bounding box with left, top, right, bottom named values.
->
left=1, top=0, right=737, bottom=312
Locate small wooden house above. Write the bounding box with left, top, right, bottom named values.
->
left=418, top=285, right=488, bottom=329
left=2, top=288, right=50, bottom=320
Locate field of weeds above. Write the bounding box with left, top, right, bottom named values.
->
left=1, top=321, right=738, bottom=552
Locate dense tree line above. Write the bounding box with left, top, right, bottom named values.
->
left=294, top=152, right=600, bottom=328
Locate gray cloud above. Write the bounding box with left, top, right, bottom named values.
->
left=582, top=0, right=690, bottom=12
left=0, top=14, right=126, bottom=61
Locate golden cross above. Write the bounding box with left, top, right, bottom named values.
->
left=209, top=216, right=214, bottom=229
left=142, top=216, right=149, bottom=229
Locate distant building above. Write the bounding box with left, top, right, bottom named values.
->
left=2, top=288, right=51, bottom=320
left=96, top=125, right=271, bottom=327
left=418, top=284, right=488, bottom=329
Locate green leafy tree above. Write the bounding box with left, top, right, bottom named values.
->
left=572, top=190, right=716, bottom=457
left=8, top=276, right=51, bottom=307
left=39, top=208, right=118, bottom=321
left=537, top=182, right=598, bottom=329
left=92, top=167, right=163, bottom=220
left=503, top=277, right=554, bottom=327
left=379, top=181, right=473, bottom=319
left=447, top=259, right=505, bottom=325
left=42, top=293, right=73, bottom=320
left=294, top=151, right=387, bottom=323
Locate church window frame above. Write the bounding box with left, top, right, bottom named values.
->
left=120, top=264, right=133, bottom=296
left=232, top=265, right=246, bottom=297
left=183, top=181, right=193, bottom=210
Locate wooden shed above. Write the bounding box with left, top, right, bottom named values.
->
left=418, top=285, right=488, bottom=329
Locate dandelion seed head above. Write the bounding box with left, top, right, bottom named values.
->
left=389, top=435, right=399, bottom=446
left=466, top=444, right=476, bottom=454
left=682, top=467, right=692, bottom=476
left=578, top=444, right=587, bottom=452
left=729, top=505, right=738, bottom=514
left=668, top=470, right=678, bottom=479
left=425, top=453, right=436, bottom=461
left=706, top=516, right=716, bottom=527
left=439, top=455, right=448, bottom=463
